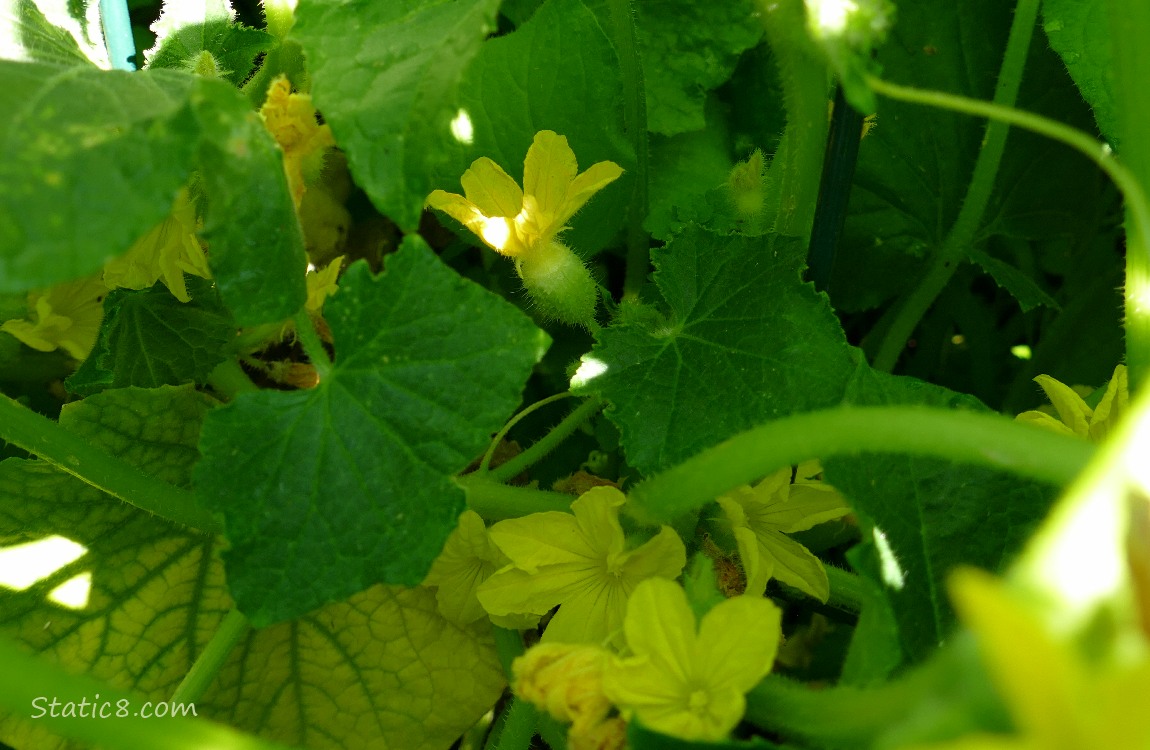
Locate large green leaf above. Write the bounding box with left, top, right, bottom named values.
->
left=448, top=0, right=634, bottom=257
left=1040, top=0, right=1118, bottom=146
left=0, top=62, right=305, bottom=324
left=0, top=386, right=503, bottom=750
left=65, top=278, right=235, bottom=396
left=0, top=62, right=200, bottom=292
left=822, top=365, right=1057, bottom=663
left=196, top=238, right=549, bottom=625
left=6, top=0, right=95, bottom=67
left=292, top=0, right=501, bottom=232
left=573, top=226, right=855, bottom=475
left=631, top=0, right=763, bottom=136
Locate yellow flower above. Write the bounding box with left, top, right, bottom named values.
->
left=716, top=467, right=851, bottom=602
left=260, top=76, right=335, bottom=208
left=603, top=578, right=782, bottom=742
left=1, top=275, right=106, bottom=360
left=422, top=510, right=511, bottom=626
left=427, top=131, right=622, bottom=260
left=103, top=188, right=211, bottom=303
left=1016, top=364, right=1128, bottom=442
left=513, top=642, right=613, bottom=731
left=477, top=486, right=686, bottom=645
left=305, top=256, right=343, bottom=315
left=908, top=568, right=1150, bottom=750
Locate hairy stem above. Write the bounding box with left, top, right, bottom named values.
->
left=292, top=310, right=333, bottom=380
left=486, top=396, right=603, bottom=483
left=171, top=610, right=250, bottom=704
left=0, top=394, right=221, bottom=534
left=1107, top=0, right=1150, bottom=391
left=480, top=392, right=574, bottom=472
left=606, top=0, right=652, bottom=300
left=626, top=406, right=1093, bottom=525
left=825, top=565, right=866, bottom=615
left=458, top=475, right=575, bottom=519
left=872, top=0, right=1040, bottom=372
left=487, top=698, right=538, bottom=750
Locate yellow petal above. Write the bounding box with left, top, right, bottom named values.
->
left=1033, top=374, right=1092, bottom=437
left=1089, top=364, right=1128, bottom=442
left=461, top=156, right=524, bottom=217
left=1016, top=410, right=1078, bottom=438
left=765, top=483, right=851, bottom=534
left=756, top=528, right=830, bottom=602
left=620, top=578, right=695, bottom=682
left=477, top=563, right=593, bottom=618
left=427, top=189, right=521, bottom=255
left=695, top=594, right=781, bottom=693
left=948, top=568, right=1085, bottom=747
left=555, top=159, right=624, bottom=228
left=523, top=130, right=579, bottom=223
left=618, top=526, right=687, bottom=585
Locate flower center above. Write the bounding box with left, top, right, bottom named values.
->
left=687, top=689, right=709, bottom=713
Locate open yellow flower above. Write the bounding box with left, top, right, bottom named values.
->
left=1, top=275, right=105, bottom=360
left=603, top=578, right=782, bottom=742
left=477, top=486, right=686, bottom=645
left=908, top=567, right=1150, bottom=750
left=102, top=187, right=211, bottom=303
left=422, top=509, right=511, bottom=626
left=716, top=467, right=851, bottom=602
left=1016, top=364, right=1127, bottom=442
left=427, top=131, right=622, bottom=260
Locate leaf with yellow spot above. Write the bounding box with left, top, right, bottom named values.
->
left=0, top=386, right=504, bottom=750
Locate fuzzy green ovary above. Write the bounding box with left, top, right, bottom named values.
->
left=517, top=240, right=597, bottom=327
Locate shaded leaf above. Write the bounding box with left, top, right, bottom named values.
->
left=196, top=238, right=549, bottom=625
left=574, top=226, right=855, bottom=475
left=145, top=0, right=274, bottom=86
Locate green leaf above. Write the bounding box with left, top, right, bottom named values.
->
left=65, top=278, right=235, bottom=396
left=192, top=79, right=308, bottom=326
left=822, top=365, right=1057, bottom=663
left=631, top=0, right=763, bottom=136
left=0, top=63, right=305, bottom=322
left=144, top=0, right=275, bottom=86
left=292, top=0, right=501, bottom=231
left=835, top=0, right=1011, bottom=311
left=0, top=386, right=503, bottom=750
left=196, top=238, right=549, bottom=626
left=7, top=0, right=95, bottom=67
left=448, top=0, right=635, bottom=257
left=967, top=248, right=1059, bottom=313
left=574, top=227, right=855, bottom=475
left=0, top=62, right=200, bottom=292
left=839, top=543, right=903, bottom=685
left=1040, top=0, right=1118, bottom=146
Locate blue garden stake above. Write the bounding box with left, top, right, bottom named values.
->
left=100, top=0, right=137, bottom=70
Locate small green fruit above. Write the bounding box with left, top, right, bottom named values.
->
left=516, top=240, right=598, bottom=327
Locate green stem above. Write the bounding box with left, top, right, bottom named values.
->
left=872, top=0, right=1040, bottom=372
left=486, top=396, right=604, bottom=483
left=0, top=394, right=222, bottom=534
left=206, top=359, right=260, bottom=399
left=627, top=406, right=1093, bottom=525
left=487, top=698, right=538, bottom=750
left=761, top=0, right=831, bottom=244
left=606, top=0, right=651, bottom=300
left=825, top=565, right=866, bottom=615
left=171, top=610, right=251, bottom=704
left=492, top=626, right=526, bottom=680
left=479, top=392, right=574, bottom=472
left=293, top=310, right=332, bottom=381
left=1107, top=0, right=1150, bottom=391
left=0, top=634, right=292, bottom=750
left=458, top=475, right=575, bottom=519
left=862, top=75, right=1150, bottom=319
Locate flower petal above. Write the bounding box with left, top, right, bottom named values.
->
left=1016, top=410, right=1077, bottom=438
left=523, top=130, right=579, bottom=224
left=696, top=594, right=781, bottom=693
left=488, top=509, right=593, bottom=570
left=477, top=562, right=596, bottom=617
left=1089, top=364, right=1128, bottom=442
left=1033, top=374, right=1092, bottom=437
left=772, top=483, right=851, bottom=533
left=620, top=526, right=687, bottom=584
left=461, top=156, right=524, bottom=217
left=553, top=159, right=624, bottom=228
left=621, top=579, right=695, bottom=682
left=756, top=529, right=831, bottom=602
